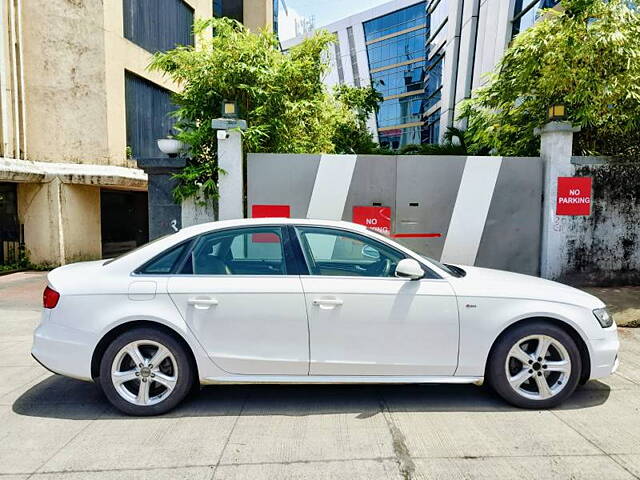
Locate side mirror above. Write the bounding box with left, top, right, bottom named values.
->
left=395, top=258, right=424, bottom=280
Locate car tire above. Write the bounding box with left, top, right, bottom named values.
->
left=487, top=321, right=582, bottom=409
left=98, top=327, right=194, bottom=416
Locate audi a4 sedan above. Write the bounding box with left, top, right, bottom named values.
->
left=32, top=218, right=619, bottom=415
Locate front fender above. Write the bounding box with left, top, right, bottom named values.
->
left=455, top=297, right=596, bottom=377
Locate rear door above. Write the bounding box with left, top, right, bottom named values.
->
left=167, top=226, right=309, bottom=375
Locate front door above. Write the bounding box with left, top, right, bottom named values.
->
left=168, top=226, right=309, bottom=375
left=294, top=226, right=459, bottom=376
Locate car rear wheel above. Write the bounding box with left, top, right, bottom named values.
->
left=487, top=321, right=582, bottom=409
left=99, top=327, right=193, bottom=416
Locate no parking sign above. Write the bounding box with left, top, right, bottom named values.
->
left=352, top=206, right=392, bottom=235
left=556, top=177, right=592, bottom=216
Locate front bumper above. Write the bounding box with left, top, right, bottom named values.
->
left=588, top=326, right=620, bottom=380
left=31, top=311, right=94, bottom=381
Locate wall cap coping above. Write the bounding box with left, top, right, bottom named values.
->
left=0, top=156, right=147, bottom=189
left=136, top=157, right=187, bottom=168
left=535, top=121, right=581, bottom=136
left=571, top=156, right=610, bottom=166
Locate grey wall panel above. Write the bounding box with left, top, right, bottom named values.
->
left=341, top=155, right=397, bottom=224
left=247, top=154, right=321, bottom=218
left=395, top=155, right=466, bottom=258
left=475, top=157, right=543, bottom=275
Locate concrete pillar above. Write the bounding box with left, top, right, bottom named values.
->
left=538, top=121, right=578, bottom=279
left=217, top=130, right=244, bottom=220
left=17, top=180, right=101, bottom=266
left=136, top=158, right=186, bottom=240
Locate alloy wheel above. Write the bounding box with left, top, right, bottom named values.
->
left=504, top=334, right=572, bottom=401
left=110, top=340, right=178, bottom=406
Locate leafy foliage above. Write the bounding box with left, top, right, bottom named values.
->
left=149, top=18, right=382, bottom=201
left=332, top=84, right=383, bottom=154
left=460, top=0, right=640, bottom=157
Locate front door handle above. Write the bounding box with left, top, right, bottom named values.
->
left=187, top=297, right=219, bottom=309
left=312, top=298, right=343, bottom=308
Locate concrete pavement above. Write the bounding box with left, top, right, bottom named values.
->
left=1, top=271, right=640, bottom=479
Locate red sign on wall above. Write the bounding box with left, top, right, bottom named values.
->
left=352, top=206, right=392, bottom=235
left=251, top=204, right=290, bottom=242
left=252, top=204, right=291, bottom=218
left=556, top=177, right=592, bottom=216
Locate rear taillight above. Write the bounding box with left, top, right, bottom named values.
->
left=43, top=286, right=60, bottom=309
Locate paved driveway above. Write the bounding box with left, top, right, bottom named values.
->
left=1, top=271, right=640, bottom=479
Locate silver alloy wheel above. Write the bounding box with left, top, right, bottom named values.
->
left=505, top=334, right=572, bottom=401
left=110, top=340, right=178, bottom=406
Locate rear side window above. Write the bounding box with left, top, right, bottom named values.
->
left=137, top=242, right=190, bottom=274
left=180, top=226, right=287, bottom=275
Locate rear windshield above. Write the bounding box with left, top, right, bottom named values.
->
left=103, top=234, right=174, bottom=266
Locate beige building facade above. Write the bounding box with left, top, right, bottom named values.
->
left=0, top=0, right=275, bottom=266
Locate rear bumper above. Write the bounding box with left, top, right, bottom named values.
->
left=31, top=314, right=94, bottom=382
left=588, top=326, right=620, bottom=380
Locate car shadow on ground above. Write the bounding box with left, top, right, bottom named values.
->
left=12, top=374, right=611, bottom=420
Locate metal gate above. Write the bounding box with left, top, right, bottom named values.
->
left=247, top=154, right=543, bottom=275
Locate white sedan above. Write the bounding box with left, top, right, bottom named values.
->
left=32, top=218, right=619, bottom=415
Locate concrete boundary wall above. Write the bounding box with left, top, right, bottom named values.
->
left=551, top=160, right=640, bottom=285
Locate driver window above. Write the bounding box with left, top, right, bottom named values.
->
left=296, top=227, right=404, bottom=278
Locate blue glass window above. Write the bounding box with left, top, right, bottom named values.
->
left=366, top=28, right=428, bottom=70
left=428, top=0, right=448, bottom=32
left=379, top=126, right=422, bottom=150
left=377, top=94, right=424, bottom=128
left=424, top=52, right=443, bottom=110
left=363, top=3, right=427, bottom=42
left=422, top=109, right=440, bottom=144
left=512, top=0, right=559, bottom=38
left=212, top=0, right=243, bottom=22
left=370, top=61, right=425, bottom=98
left=273, top=0, right=279, bottom=36
left=364, top=3, right=432, bottom=147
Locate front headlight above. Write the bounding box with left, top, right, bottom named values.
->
left=593, top=307, right=613, bottom=328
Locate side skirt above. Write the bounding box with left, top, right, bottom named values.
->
left=201, top=375, right=484, bottom=385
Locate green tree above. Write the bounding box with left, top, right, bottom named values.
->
left=149, top=18, right=381, bottom=201
left=331, top=84, right=382, bottom=154
left=460, top=0, right=640, bottom=157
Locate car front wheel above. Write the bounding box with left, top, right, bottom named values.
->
left=487, top=321, right=582, bottom=409
left=99, top=327, right=193, bottom=416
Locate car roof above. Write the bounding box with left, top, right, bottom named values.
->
left=179, top=218, right=370, bottom=236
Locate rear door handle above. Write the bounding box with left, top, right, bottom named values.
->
left=187, top=297, right=219, bottom=309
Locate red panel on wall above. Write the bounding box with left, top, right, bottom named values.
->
left=556, top=177, right=592, bottom=216
left=352, top=206, right=392, bottom=235
left=252, top=204, right=291, bottom=218
left=251, top=204, right=291, bottom=242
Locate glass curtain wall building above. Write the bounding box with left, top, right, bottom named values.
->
left=283, top=0, right=560, bottom=149
left=364, top=3, right=428, bottom=149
